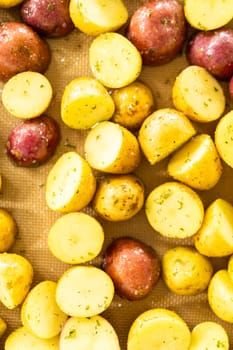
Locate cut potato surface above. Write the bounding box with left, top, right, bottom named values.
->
left=60, top=315, right=121, bottom=350
left=215, top=110, right=233, bottom=169
left=61, top=77, right=115, bottom=129
left=127, top=308, right=191, bottom=350
left=168, top=134, right=222, bottom=190
left=2, top=71, right=53, bottom=119
left=84, top=121, right=141, bottom=174
left=0, top=208, right=17, bottom=252
left=184, top=0, right=233, bottom=30
left=172, top=65, right=225, bottom=122
left=89, top=32, right=142, bottom=88
left=0, top=0, right=23, bottom=7
left=69, top=0, right=128, bottom=35
left=138, top=108, right=196, bottom=165
left=46, top=151, right=96, bottom=213
left=0, top=317, right=7, bottom=338
left=48, top=212, right=104, bottom=264
left=56, top=265, right=114, bottom=317
left=145, top=182, right=204, bottom=238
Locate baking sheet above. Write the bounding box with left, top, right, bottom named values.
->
left=0, top=1, right=233, bottom=349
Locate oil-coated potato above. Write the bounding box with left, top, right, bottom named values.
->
left=0, top=0, right=23, bottom=8
left=0, top=317, right=7, bottom=338
left=0, top=208, right=17, bottom=252
left=103, top=237, right=160, bottom=300
left=215, top=110, right=233, bottom=169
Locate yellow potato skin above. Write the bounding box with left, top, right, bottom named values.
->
left=0, top=317, right=7, bottom=338
left=0, top=0, right=23, bottom=8
left=0, top=208, right=17, bottom=252
left=215, top=110, right=233, bottom=169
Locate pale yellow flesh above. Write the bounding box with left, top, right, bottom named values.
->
left=60, top=316, right=121, bottom=350
left=215, top=110, right=233, bottom=169
left=2, top=71, right=53, bottom=119
left=0, top=317, right=7, bottom=338
left=145, top=182, right=204, bottom=238
left=0, top=208, right=16, bottom=252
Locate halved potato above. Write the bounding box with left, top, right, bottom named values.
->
left=0, top=208, right=17, bottom=252
left=0, top=317, right=7, bottom=338
left=138, top=108, right=196, bottom=165
left=168, top=134, right=222, bottom=190
left=215, top=110, right=233, bottom=169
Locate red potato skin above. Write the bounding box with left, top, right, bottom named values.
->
left=187, top=29, right=233, bottom=80
left=230, top=75, right=233, bottom=100
left=126, top=0, right=186, bottom=65
left=103, top=237, right=160, bottom=300
left=5, top=115, right=60, bottom=167
left=21, top=0, right=74, bottom=38
left=0, top=22, right=51, bottom=82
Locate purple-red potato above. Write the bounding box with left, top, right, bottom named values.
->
left=229, top=75, right=233, bottom=100
left=187, top=29, right=233, bottom=80
left=103, top=237, right=160, bottom=300
left=5, top=115, right=60, bottom=167
left=0, top=22, right=51, bottom=82
left=21, top=0, right=74, bottom=38
left=126, top=0, right=186, bottom=65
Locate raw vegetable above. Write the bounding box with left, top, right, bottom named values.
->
left=0, top=317, right=6, bottom=338
left=215, top=110, right=233, bottom=169
left=0, top=0, right=23, bottom=7
left=0, top=208, right=17, bottom=252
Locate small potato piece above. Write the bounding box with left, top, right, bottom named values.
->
left=84, top=121, right=141, bottom=174
left=60, top=315, right=120, bottom=350
left=194, top=198, right=233, bottom=257
left=103, top=237, right=160, bottom=300
left=21, top=0, right=74, bottom=38
left=228, top=255, right=233, bottom=282
left=93, top=175, right=145, bottom=222
left=162, top=246, right=213, bottom=296
left=126, top=0, right=186, bottom=65
left=184, top=0, right=233, bottom=31
left=111, top=81, right=155, bottom=129
left=0, top=208, right=16, bottom=252
left=215, top=110, right=233, bottom=169
left=0, top=253, right=33, bottom=309
left=0, top=0, right=23, bottom=7
left=89, top=32, right=142, bottom=89
left=168, top=134, right=222, bottom=190
left=138, top=108, right=196, bottom=165
left=0, top=317, right=7, bottom=338
left=172, top=65, right=226, bottom=122
left=229, top=75, right=233, bottom=100
left=127, top=308, right=191, bottom=350
left=0, top=22, right=51, bottom=82
left=5, top=327, right=59, bottom=350
left=48, top=212, right=104, bottom=264
left=145, top=182, right=204, bottom=239
left=46, top=151, right=96, bottom=213
left=189, top=321, right=229, bottom=350
left=69, top=0, right=128, bottom=36
left=61, top=77, right=115, bottom=129
left=2, top=71, right=53, bottom=119
left=21, top=280, right=67, bottom=339
left=56, top=265, right=114, bottom=317
left=5, top=115, right=60, bottom=167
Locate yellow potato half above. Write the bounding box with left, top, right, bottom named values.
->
left=0, top=317, right=7, bottom=338
left=46, top=151, right=96, bottom=213
left=0, top=0, right=24, bottom=8
left=0, top=208, right=17, bottom=252
left=215, top=110, right=233, bottom=169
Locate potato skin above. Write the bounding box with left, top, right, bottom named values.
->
left=187, top=29, right=233, bottom=80
left=229, top=75, right=233, bottom=100
left=126, top=0, right=186, bottom=65
left=21, top=0, right=74, bottom=38
left=103, top=237, right=160, bottom=300
left=0, top=22, right=51, bottom=82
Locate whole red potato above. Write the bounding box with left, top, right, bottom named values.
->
left=126, top=0, right=186, bottom=65
left=229, top=75, right=233, bottom=100
left=187, top=29, right=233, bottom=80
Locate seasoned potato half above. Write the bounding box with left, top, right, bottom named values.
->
left=60, top=315, right=120, bottom=350
left=0, top=317, right=7, bottom=338
left=194, top=198, right=233, bottom=257
left=215, top=110, right=233, bottom=169
left=184, top=0, right=233, bottom=30
left=0, top=0, right=23, bottom=7
left=61, top=77, right=115, bottom=129
left=127, top=308, right=191, bottom=350
left=145, top=182, right=204, bottom=239
left=46, top=151, right=96, bottom=213
left=0, top=208, right=17, bottom=252
left=89, top=32, right=142, bottom=88
left=69, top=0, right=128, bottom=35
left=2, top=71, right=53, bottom=119
left=56, top=265, right=114, bottom=317
left=168, top=134, right=222, bottom=190
left=172, top=65, right=225, bottom=122
left=84, top=121, right=141, bottom=174
left=138, top=108, right=196, bottom=165
left=228, top=255, right=233, bottom=282
left=48, top=212, right=104, bottom=264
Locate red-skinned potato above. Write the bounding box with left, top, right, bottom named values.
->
left=0, top=22, right=51, bottom=82
left=187, top=29, right=233, bottom=80
left=126, top=0, right=186, bottom=65
left=103, top=237, right=160, bottom=300
left=5, top=115, right=60, bottom=167
left=229, top=75, right=233, bottom=100
left=21, top=0, right=74, bottom=38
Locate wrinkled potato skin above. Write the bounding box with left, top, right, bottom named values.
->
left=21, top=0, right=74, bottom=38
left=126, top=0, right=186, bottom=65
left=103, top=237, right=160, bottom=300
left=0, top=22, right=51, bottom=82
